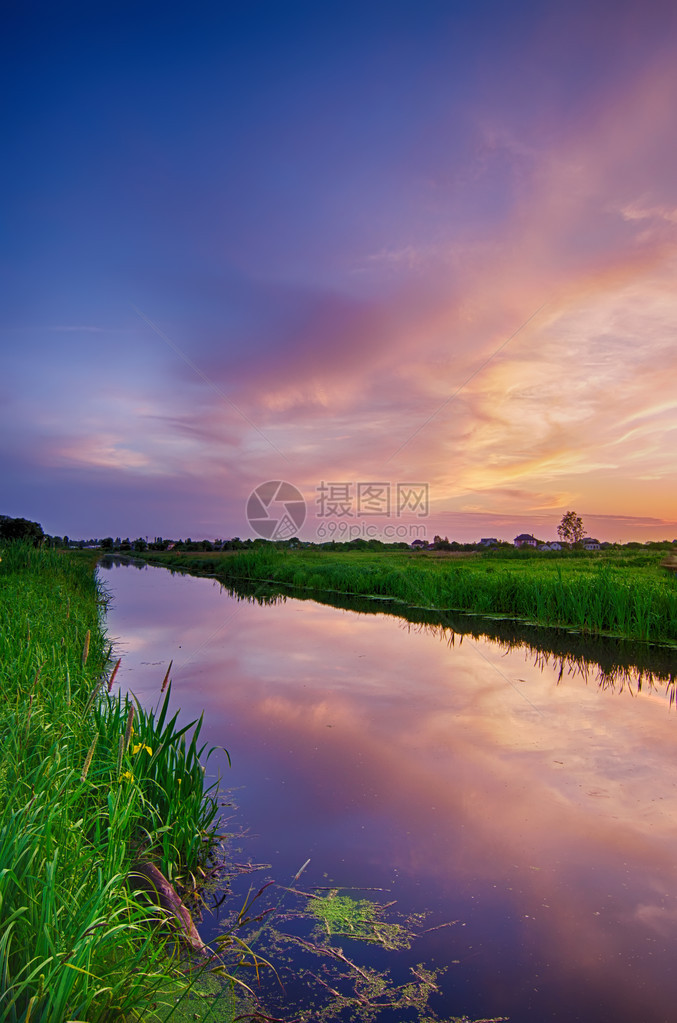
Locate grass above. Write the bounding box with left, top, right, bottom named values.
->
left=135, top=546, right=677, bottom=646
left=0, top=542, right=242, bottom=1022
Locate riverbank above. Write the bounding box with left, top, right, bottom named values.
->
left=134, top=546, right=677, bottom=646
left=0, top=543, right=237, bottom=1021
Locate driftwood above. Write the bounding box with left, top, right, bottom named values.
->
left=131, top=860, right=207, bottom=955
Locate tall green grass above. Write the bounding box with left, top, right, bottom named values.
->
left=139, top=547, right=677, bottom=645
left=0, top=543, right=233, bottom=1021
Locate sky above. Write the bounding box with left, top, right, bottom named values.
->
left=2, top=0, right=677, bottom=543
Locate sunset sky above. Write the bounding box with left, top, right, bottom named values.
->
left=3, top=0, right=677, bottom=542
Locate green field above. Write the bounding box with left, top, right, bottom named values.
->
left=0, top=543, right=244, bottom=1022
left=137, top=546, right=677, bottom=646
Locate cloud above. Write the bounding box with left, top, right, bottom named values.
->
left=52, top=435, right=151, bottom=471
left=5, top=18, right=677, bottom=539
left=620, top=201, right=677, bottom=224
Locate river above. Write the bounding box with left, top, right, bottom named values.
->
left=99, top=559, right=677, bottom=1023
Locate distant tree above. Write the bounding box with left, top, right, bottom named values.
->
left=0, top=515, right=44, bottom=545
left=100, top=537, right=114, bottom=550
left=557, top=511, right=585, bottom=545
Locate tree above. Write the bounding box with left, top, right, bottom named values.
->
left=557, top=511, right=585, bottom=545
left=0, top=515, right=44, bottom=545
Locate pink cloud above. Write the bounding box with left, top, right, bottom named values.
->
left=10, top=37, right=677, bottom=541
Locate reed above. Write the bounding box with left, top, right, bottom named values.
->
left=139, top=546, right=677, bottom=645
left=0, top=541, right=236, bottom=1021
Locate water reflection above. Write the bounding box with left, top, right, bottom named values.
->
left=100, top=560, right=677, bottom=1023
left=406, top=619, right=677, bottom=700
left=186, top=569, right=677, bottom=698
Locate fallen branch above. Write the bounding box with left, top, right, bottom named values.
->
left=131, top=860, right=207, bottom=955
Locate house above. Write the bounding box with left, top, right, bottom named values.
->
left=514, top=533, right=538, bottom=547
left=583, top=539, right=601, bottom=550
left=538, top=544, right=553, bottom=551
left=479, top=537, right=498, bottom=547
left=549, top=542, right=564, bottom=550
left=411, top=539, right=429, bottom=549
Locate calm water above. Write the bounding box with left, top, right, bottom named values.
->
left=100, top=560, right=677, bottom=1023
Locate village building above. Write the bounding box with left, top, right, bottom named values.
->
left=514, top=533, right=538, bottom=547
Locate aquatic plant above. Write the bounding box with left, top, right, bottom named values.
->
left=242, top=881, right=504, bottom=1023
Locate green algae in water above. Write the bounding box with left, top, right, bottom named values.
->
left=251, top=886, right=507, bottom=1023
left=309, top=891, right=412, bottom=950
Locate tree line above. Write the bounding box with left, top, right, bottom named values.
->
left=2, top=512, right=675, bottom=553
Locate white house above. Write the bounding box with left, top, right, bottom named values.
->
left=514, top=533, right=538, bottom=547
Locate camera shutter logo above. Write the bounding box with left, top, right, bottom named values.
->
left=246, top=481, right=306, bottom=540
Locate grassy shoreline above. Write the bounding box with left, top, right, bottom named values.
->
left=0, top=543, right=236, bottom=1022
left=133, top=546, right=677, bottom=646
left=0, top=543, right=510, bottom=1023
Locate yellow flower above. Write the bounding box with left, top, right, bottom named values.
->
left=132, top=743, right=153, bottom=756
left=120, top=770, right=134, bottom=782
